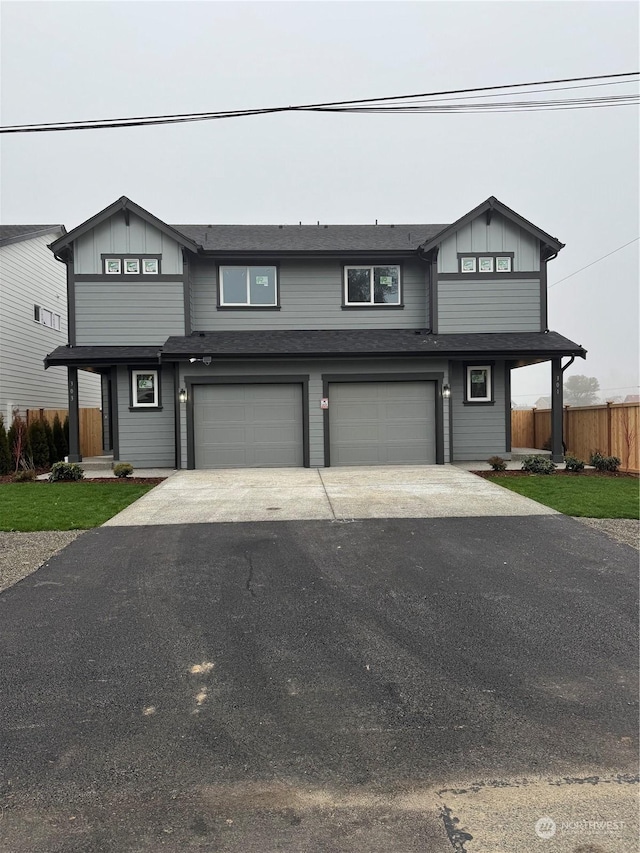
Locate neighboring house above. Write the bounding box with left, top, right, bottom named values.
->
left=624, top=395, right=640, bottom=403
left=0, top=225, right=101, bottom=424
left=534, top=396, right=552, bottom=409
left=45, top=195, right=586, bottom=467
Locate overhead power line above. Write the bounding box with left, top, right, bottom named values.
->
left=549, top=238, right=639, bottom=288
left=0, top=72, right=637, bottom=134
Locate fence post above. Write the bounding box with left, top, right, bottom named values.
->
left=606, top=401, right=612, bottom=456
left=532, top=407, right=537, bottom=449
left=564, top=405, right=570, bottom=453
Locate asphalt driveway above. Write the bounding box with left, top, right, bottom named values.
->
left=1, top=515, right=637, bottom=852
left=103, top=465, right=557, bottom=525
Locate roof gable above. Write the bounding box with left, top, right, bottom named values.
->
left=419, top=197, right=565, bottom=258
left=48, top=197, right=200, bottom=256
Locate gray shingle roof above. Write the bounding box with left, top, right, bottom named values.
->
left=0, top=225, right=64, bottom=247
left=172, top=224, right=449, bottom=253
left=164, top=329, right=585, bottom=358
left=44, top=346, right=161, bottom=368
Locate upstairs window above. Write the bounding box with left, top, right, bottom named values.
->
left=220, top=266, right=278, bottom=307
left=459, top=255, right=512, bottom=273
left=103, top=256, right=160, bottom=275
left=344, top=265, right=401, bottom=305
left=34, top=304, right=61, bottom=331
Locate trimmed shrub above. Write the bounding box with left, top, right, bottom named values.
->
left=27, top=420, right=50, bottom=468
left=589, top=451, right=621, bottom=473
left=487, top=455, right=507, bottom=471
left=49, top=461, right=84, bottom=482
left=113, top=462, right=134, bottom=479
left=63, top=415, right=69, bottom=453
left=52, top=414, right=67, bottom=462
left=564, top=455, right=585, bottom=473
left=0, top=416, right=11, bottom=475
left=521, top=454, right=557, bottom=475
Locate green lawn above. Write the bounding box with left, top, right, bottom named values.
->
left=0, top=482, right=156, bottom=531
left=487, top=474, right=639, bottom=519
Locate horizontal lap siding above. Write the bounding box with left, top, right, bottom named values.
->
left=178, top=358, right=449, bottom=468
left=451, top=362, right=507, bottom=460
left=191, top=259, right=429, bottom=330
left=116, top=367, right=175, bottom=467
left=75, top=281, right=185, bottom=345
left=0, top=234, right=101, bottom=419
left=437, top=280, right=540, bottom=332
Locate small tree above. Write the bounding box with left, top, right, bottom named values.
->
left=52, top=413, right=67, bottom=461
left=7, top=410, right=30, bottom=473
left=63, top=414, right=69, bottom=453
left=0, top=416, right=11, bottom=475
left=27, top=419, right=50, bottom=468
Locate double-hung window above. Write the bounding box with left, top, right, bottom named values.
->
left=219, top=266, right=278, bottom=307
left=344, top=265, right=401, bottom=306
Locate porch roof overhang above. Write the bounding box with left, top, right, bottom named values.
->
left=45, top=331, right=586, bottom=370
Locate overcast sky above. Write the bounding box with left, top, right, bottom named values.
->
left=1, top=0, right=638, bottom=405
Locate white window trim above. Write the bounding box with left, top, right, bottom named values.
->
left=142, top=259, right=159, bottom=275
left=131, top=369, right=159, bottom=408
left=34, top=304, right=61, bottom=331
left=496, top=256, right=512, bottom=272
left=219, top=266, right=278, bottom=307
left=479, top=257, right=494, bottom=272
left=124, top=259, right=140, bottom=275
left=344, top=265, right=401, bottom=306
left=466, top=365, right=492, bottom=403
left=460, top=257, right=477, bottom=273
left=105, top=259, right=122, bottom=274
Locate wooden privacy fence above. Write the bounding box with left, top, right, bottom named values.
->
left=512, top=403, right=639, bottom=472
left=26, top=408, right=103, bottom=458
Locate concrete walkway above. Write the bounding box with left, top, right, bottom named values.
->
left=103, top=465, right=557, bottom=525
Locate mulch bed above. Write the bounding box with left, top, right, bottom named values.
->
left=472, top=469, right=638, bottom=479
left=0, top=475, right=165, bottom=485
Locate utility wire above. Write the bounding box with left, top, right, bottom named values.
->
left=548, top=238, right=639, bottom=288
left=1, top=71, right=637, bottom=134
left=512, top=384, right=640, bottom=398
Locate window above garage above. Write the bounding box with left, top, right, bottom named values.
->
left=219, top=266, right=278, bottom=308
left=343, top=265, right=402, bottom=307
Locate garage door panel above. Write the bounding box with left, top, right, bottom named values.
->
left=194, top=384, right=303, bottom=468
left=329, top=381, right=436, bottom=466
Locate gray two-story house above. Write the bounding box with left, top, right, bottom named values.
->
left=45, top=195, right=586, bottom=469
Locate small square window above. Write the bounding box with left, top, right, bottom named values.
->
left=479, top=257, right=494, bottom=272
left=461, top=257, right=476, bottom=273
left=34, top=304, right=41, bottom=322
left=466, top=365, right=492, bottom=402
left=105, top=259, right=122, bottom=274
left=496, top=257, right=512, bottom=272
left=131, top=370, right=159, bottom=407
left=124, top=259, right=140, bottom=275
left=143, top=259, right=159, bottom=274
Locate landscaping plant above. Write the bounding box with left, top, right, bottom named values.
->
left=564, top=455, right=585, bottom=473
left=589, top=451, right=621, bottom=473
left=7, top=410, right=30, bottom=473
left=521, top=454, right=557, bottom=475
left=0, top=416, right=11, bottom=476
left=49, top=462, right=85, bottom=482
left=52, top=414, right=67, bottom=462
left=487, top=455, right=507, bottom=471
left=113, top=462, right=134, bottom=479
left=27, top=420, right=50, bottom=469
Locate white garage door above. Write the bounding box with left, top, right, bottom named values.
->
left=194, top=384, right=304, bottom=468
left=329, top=380, right=436, bottom=466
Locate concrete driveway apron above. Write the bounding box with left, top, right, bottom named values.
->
left=103, top=466, right=557, bottom=525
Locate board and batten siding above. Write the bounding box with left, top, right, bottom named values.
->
left=74, top=280, right=185, bottom=345
left=0, top=232, right=100, bottom=422
left=191, top=258, right=430, bottom=330
left=437, top=211, right=541, bottom=273
left=178, top=357, right=449, bottom=468
left=115, top=366, right=175, bottom=467
left=437, top=279, right=541, bottom=333
left=74, top=212, right=183, bottom=275
left=450, top=361, right=508, bottom=461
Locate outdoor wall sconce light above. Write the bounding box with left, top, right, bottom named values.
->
left=178, top=388, right=187, bottom=403
left=442, top=384, right=451, bottom=399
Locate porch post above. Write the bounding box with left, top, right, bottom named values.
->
left=551, top=358, right=564, bottom=462
left=67, top=367, right=82, bottom=462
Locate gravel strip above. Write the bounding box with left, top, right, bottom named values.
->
left=574, top=517, right=639, bottom=549
left=0, top=531, right=83, bottom=593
